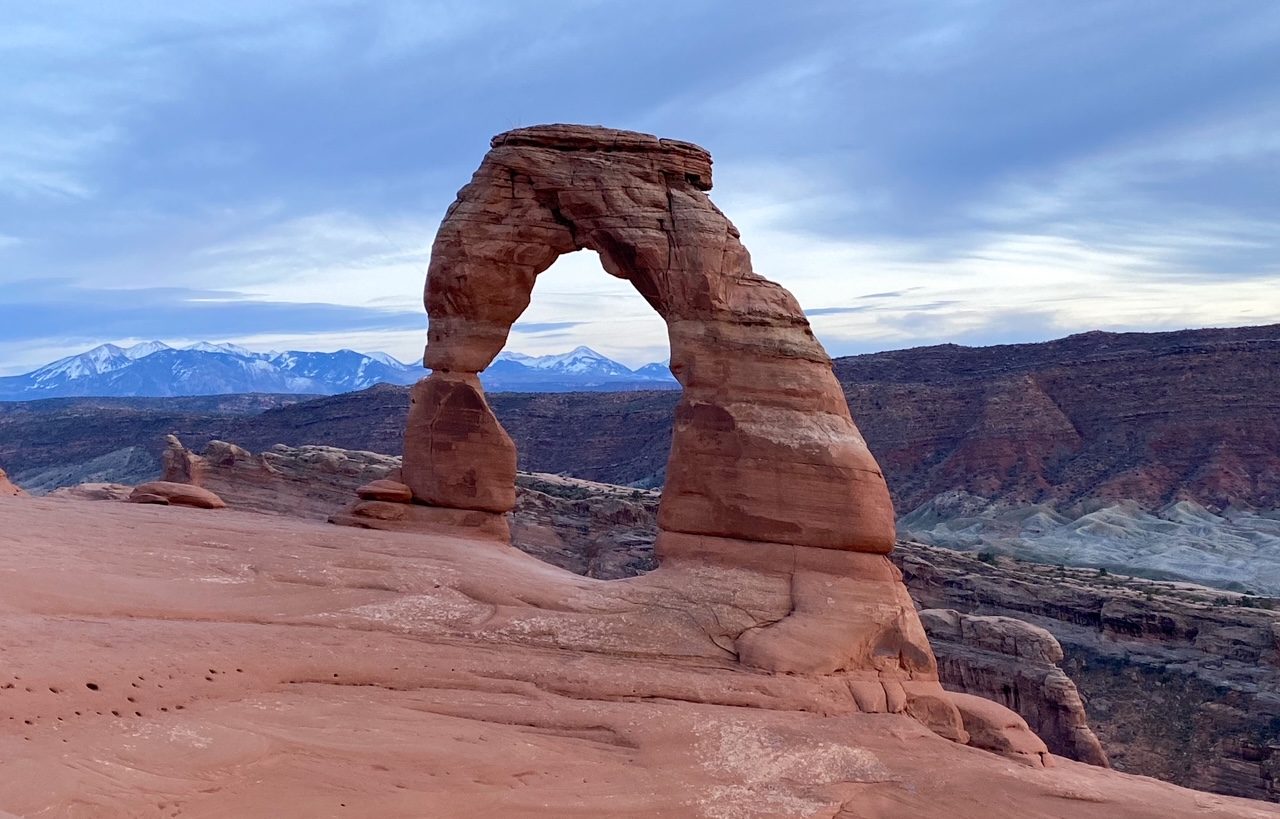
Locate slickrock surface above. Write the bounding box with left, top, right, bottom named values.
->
left=899, top=543, right=1280, bottom=802
left=411, top=124, right=894, bottom=553
left=82, top=437, right=1280, bottom=800
left=2, top=496, right=1277, bottom=818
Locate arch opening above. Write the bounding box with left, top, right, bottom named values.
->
left=487, top=248, right=678, bottom=579
left=395, top=124, right=898, bottom=565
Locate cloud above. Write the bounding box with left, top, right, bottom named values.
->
left=511, top=322, right=585, bottom=334
left=0, top=282, right=422, bottom=354
left=0, top=2, right=1277, bottom=373
left=804, top=306, right=877, bottom=316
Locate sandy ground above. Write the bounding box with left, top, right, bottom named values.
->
left=1, top=495, right=1277, bottom=819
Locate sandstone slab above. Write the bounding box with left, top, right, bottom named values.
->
left=0, top=496, right=1275, bottom=818
left=355, top=479, right=413, bottom=503
left=127, top=480, right=227, bottom=509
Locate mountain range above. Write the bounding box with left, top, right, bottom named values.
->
left=0, top=342, right=677, bottom=399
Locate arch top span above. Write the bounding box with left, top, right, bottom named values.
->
left=408, top=123, right=896, bottom=555
left=491, top=124, right=714, bottom=190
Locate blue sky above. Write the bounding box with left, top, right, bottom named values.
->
left=2, top=1, right=1278, bottom=373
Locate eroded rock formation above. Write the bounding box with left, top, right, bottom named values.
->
left=920, top=608, right=1109, bottom=767
left=347, top=124, right=1043, bottom=756
left=127, top=480, right=226, bottom=509
left=900, top=543, right=1280, bottom=802
left=405, top=124, right=893, bottom=553
left=0, top=464, right=25, bottom=497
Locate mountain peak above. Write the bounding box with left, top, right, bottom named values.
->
left=185, top=342, right=256, bottom=357
left=124, top=341, right=172, bottom=360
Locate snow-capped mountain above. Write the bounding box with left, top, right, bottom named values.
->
left=631, top=361, right=673, bottom=380
left=0, top=343, right=678, bottom=400
left=0, top=342, right=420, bottom=400
left=485, top=346, right=674, bottom=391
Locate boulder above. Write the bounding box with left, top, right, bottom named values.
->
left=47, top=483, right=133, bottom=502
left=127, top=481, right=226, bottom=510
left=356, top=479, right=414, bottom=503
left=949, top=691, right=1053, bottom=767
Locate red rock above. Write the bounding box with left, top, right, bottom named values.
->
left=410, top=124, right=893, bottom=552
left=0, top=497, right=1271, bottom=817
left=355, top=479, right=413, bottom=503
left=0, top=465, right=25, bottom=497
left=919, top=608, right=1109, bottom=767
left=949, top=691, right=1053, bottom=767
left=386, top=124, right=950, bottom=741
left=128, top=492, right=170, bottom=505
left=401, top=374, right=516, bottom=513
left=47, top=483, right=133, bottom=502
left=330, top=502, right=510, bottom=542
left=162, top=433, right=207, bottom=485
left=127, top=481, right=226, bottom=510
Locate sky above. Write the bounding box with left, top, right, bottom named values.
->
left=1, top=1, right=1278, bottom=374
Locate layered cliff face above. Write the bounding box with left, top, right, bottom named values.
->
left=835, top=324, right=1280, bottom=512
left=917, top=608, right=1109, bottom=768
left=897, top=543, right=1280, bottom=803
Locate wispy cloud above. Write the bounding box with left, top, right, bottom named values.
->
left=0, top=1, right=1277, bottom=374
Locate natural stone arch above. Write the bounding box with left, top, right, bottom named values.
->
left=330, top=126, right=1058, bottom=755
left=402, top=124, right=895, bottom=554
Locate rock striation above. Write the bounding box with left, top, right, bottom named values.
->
left=899, top=542, right=1280, bottom=802
left=107, top=437, right=1280, bottom=801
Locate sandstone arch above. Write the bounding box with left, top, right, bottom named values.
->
left=403, top=124, right=895, bottom=553
left=329, top=125, right=1059, bottom=753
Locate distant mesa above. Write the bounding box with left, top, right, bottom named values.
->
left=0, top=341, right=676, bottom=400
